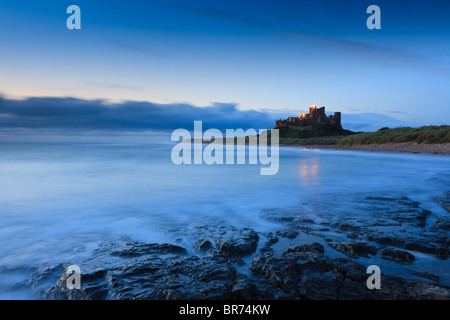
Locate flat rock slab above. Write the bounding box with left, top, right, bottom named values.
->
left=379, top=247, right=415, bottom=264
left=190, top=225, right=259, bottom=257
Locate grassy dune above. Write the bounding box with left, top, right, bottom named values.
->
left=337, top=126, right=450, bottom=146
left=195, top=125, right=450, bottom=148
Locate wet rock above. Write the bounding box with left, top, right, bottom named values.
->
left=230, top=275, right=257, bottom=299
left=402, top=240, right=449, bottom=260
left=32, top=237, right=242, bottom=300
left=372, top=275, right=410, bottom=300
left=286, top=243, right=325, bottom=254
left=253, top=193, right=450, bottom=299
left=275, top=229, right=299, bottom=239
left=434, top=192, right=450, bottom=214
left=193, top=239, right=213, bottom=253
left=346, top=232, right=362, bottom=240
left=98, top=238, right=188, bottom=257
left=297, top=272, right=344, bottom=300
left=364, top=196, right=430, bottom=228
left=190, top=226, right=259, bottom=257
left=406, top=270, right=440, bottom=282
left=33, top=235, right=450, bottom=300
left=364, top=227, right=449, bottom=260
left=260, top=208, right=309, bottom=224
left=249, top=246, right=450, bottom=300
left=432, top=216, right=450, bottom=231
left=249, top=254, right=299, bottom=293
left=334, top=223, right=363, bottom=232
left=215, top=229, right=259, bottom=257
left=365, top=234, right=448, bottom=260
left=260, top=233, right=279, bottom=253
left=406, top=281, right=450, bottom=300
left=380, top=247, right=415, bottom=264
left=364, top=233, right=395, bottom=246
left=248, top=243, right=334, bottom=294
left=329, top=241, right=378, bottom=258
left=332, top=258, right=367, bottom=282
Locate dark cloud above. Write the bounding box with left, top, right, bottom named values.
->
left=0, top=95, right=411, bottom=136
left=0, top=96, right=278, bottom=134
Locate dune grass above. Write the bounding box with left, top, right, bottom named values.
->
left=337, top=126, right=450, bottom=146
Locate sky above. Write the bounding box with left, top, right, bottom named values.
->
left=0, top=0, right=449, bottom=136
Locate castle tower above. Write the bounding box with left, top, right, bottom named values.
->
left=309, top=105, right=318, bottom=118
left=317, top=107, right=326, bottom=117
left=309, top=105, right=326, bottom=119
left=334, top=112, right=341, bottom=127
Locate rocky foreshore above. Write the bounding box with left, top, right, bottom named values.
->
left=28, top=192, right=450, bottom=300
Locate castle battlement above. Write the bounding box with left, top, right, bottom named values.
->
left=276, top=105, right=341, bottom=128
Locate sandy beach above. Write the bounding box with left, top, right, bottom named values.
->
left=285, top=142, right=450, bottom=155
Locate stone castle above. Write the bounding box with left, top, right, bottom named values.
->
left=275, top=105, right=341, bottom=128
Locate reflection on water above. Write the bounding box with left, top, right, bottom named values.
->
left=298, top=156, right=320, bottom=187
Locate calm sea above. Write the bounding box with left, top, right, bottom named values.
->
left=0, top=140, right=449, bottom=298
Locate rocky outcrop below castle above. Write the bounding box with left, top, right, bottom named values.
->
left=28, top=192, right=450, bottom=300
left=277, top=124, right=354, bottom=139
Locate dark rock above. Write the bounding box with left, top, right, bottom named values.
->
left=98, top=238, right=188, bottom=257
left=166, top=255, right=236, bottom=283
left=297, top=272, right=343, bottom=300
left=275, top=229, right=299, bottom=239
left=249, top=244, right=334, bottom=295
left=346, top=232, right=362, bottom=240
left=434, top=192, right=450, bottom=214
left=230, top=275, right=257, bottom=299
left=364, top=230, right=449, bottom=260
left=364, top=234, right=395, bottom=246
left=380, top=247, right=415, bottom=264
left=215, top=229, right=259, bottom=257
left=190, top=226, right=259, bottom=258
left=32, top=238, right=241, bottom=300
left=292, top=252, right=334, bottom=275
left=406, top=281, right=450, bottom=300
left=335, top=223, right=362, bottom=232
left=332, top=258, right=367, bottom=282
left=286, top=243, right=325, bottom=254
left=406, top=270, right=440, bottom=282
left=260, top=233, right=279, bottom=253
left=371, top=275, right=409, bottom=300
left=249, top=254, right=300, bottom=293
left=251, top=194, right=450, bottom=299
left=432, top=216, right=450, bottom=231
left=402, top=241, right=449, bottom=260
left=329, top=241, right=378, bottom=258
left=248, top=244, right=450, bottom=300
left=193, top=239, right=213, bottom=253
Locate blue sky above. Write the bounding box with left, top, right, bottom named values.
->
left=0, top=0, right=449, bottom=134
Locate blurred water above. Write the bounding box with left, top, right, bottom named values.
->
left=0, top=141, right=449, bottom=299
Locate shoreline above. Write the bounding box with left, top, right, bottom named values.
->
left=190, top=139, right=450, bottom=155
left=280, top=142, right=450, bottom=155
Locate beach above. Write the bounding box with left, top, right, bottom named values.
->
left=285, top=142, right=450, bottom=155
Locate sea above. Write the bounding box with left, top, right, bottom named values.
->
left=0, top=138, right=449, bottom=299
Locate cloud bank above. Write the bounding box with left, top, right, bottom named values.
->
left=0, top=95, right=407, bottom=138
left=0, top=96, right=278, bottom=134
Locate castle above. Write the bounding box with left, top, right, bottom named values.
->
left=275, top=105, right=341, bottom=128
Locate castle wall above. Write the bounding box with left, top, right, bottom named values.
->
left=275, top=107, right=341, bottom=128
